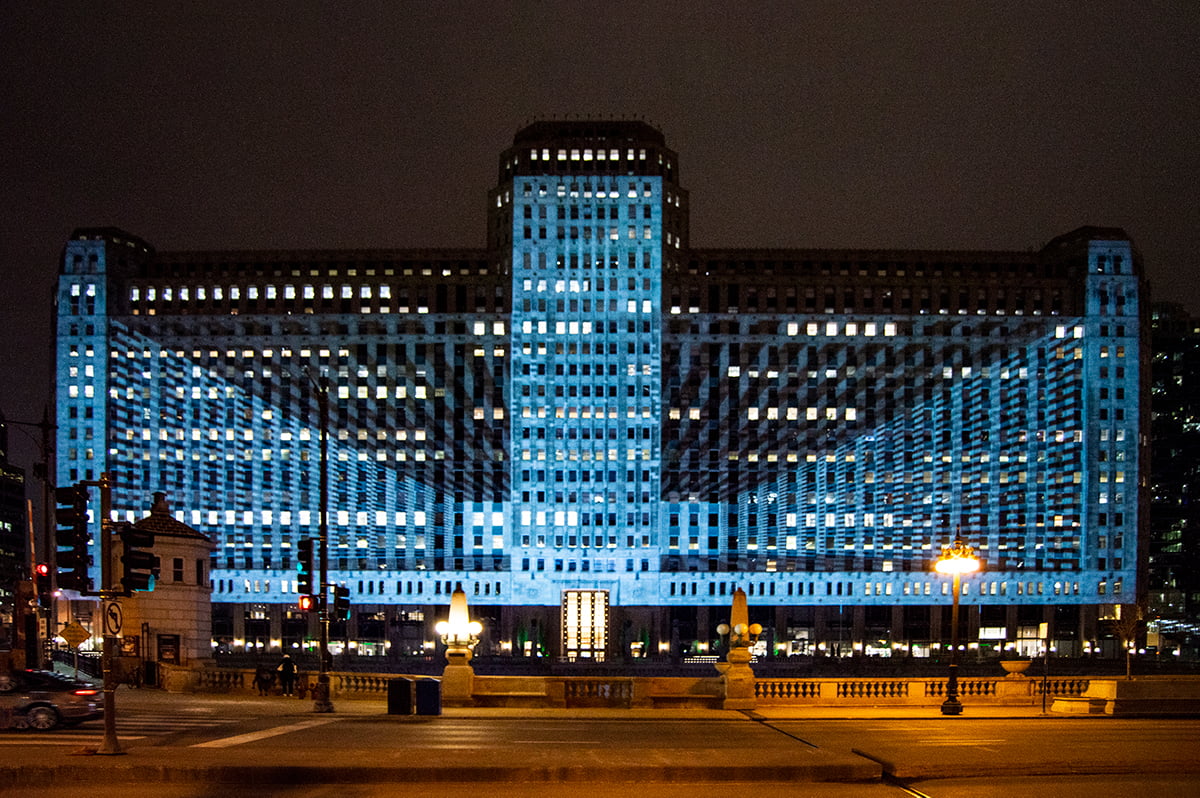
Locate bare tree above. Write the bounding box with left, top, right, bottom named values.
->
left=1111, top=605, right=1144, bottom=680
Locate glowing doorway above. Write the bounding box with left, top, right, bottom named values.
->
left=562, top=590, right=608, bottom=661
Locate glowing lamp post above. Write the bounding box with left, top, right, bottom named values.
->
left=435, top=586, right=482, bottom=705
left=934, top=538, right=980, bottom=716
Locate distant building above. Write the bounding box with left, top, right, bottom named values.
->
left=117, top=492, right=214, bottom=686
left=54, top=120, right=1147, bottom=661
left=1147, top=303, right=1200, bottom=648
left=0, top=414, right=28, bottom=634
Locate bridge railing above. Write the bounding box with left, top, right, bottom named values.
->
left=755, top=676, right=1089, bottom=704
left=186, top=666, right=1095, bottom=708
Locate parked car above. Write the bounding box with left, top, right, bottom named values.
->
left=0, top=670, right=103, bottom=730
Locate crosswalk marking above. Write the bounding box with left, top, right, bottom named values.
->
left=191, top=717, right=341, bottom=748
left=0, top=709, right=239, bottom=746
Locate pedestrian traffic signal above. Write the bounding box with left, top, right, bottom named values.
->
left=298, top=594, right=316, bottom=612
left=33, top=562, right=51, bottom=606
left=117, top=522, right=158, bottom=592
left=332, top=585, right=350, bottom=620
left=54, top=484, right=92, bottom=593
left=297, top=538, right=316, bottom=596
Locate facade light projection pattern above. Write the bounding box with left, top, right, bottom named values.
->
left=55, top=121, right=1144, bottom=635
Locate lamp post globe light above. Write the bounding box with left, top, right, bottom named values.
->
left=934, top=537, right=981, bottom=716
left=436, top=586, right=483, bottom=706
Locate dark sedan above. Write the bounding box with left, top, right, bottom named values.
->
left=0, top=669, right=103, bottom=730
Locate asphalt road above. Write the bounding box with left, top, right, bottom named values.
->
left=769, top=716, right=1200, bottom=780
left=1, top=691, right=1198, bottom=795
left=5, top=776, right=1199, bottom=798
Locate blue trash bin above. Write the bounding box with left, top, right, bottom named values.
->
left=387, top=677, right=414, bottom=715
left=414, top=677, right=441, bottom=716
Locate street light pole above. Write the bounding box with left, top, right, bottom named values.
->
left=310, top=373, right=334, bottom=713
left=935, top=536, right=980, bottom=716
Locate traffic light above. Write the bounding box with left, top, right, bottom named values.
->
left=33, top=563, right=51, bottom=606
left=297, top=594, right=316, bottom=612
left=297, top=538, right=316, bottom=597
left=54, top=484, right=92, bottom=593
left=117, top=522, right=158, bottom=592
left=332, top=585, right=350, bottom=621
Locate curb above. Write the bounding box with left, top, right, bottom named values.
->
left=0, top=760, right=884, bottom=786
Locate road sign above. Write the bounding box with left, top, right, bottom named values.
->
left=103, top=601, right=123, bottom=636
left=59, top=621, right=90, bottom=649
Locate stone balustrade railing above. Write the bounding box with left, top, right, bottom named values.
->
left=188, top=667, right=1096, bottom=708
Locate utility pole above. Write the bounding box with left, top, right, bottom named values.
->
left=307, top=371, right=334, bottom=713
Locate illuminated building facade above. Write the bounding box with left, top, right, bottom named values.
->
left=54, top=121, right=1147, bottom=659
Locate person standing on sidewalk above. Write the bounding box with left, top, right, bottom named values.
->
left=277, top=655, right=298, bottom=696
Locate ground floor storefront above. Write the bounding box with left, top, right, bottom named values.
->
left=213, top=601, right=1123, bottom=664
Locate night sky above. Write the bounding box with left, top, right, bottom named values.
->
left=2, top=2, right=1198, bottom=474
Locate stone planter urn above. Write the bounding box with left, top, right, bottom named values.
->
left=1000, top=659, right=1031, bottom=677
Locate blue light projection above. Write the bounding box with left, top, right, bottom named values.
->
left=54, top=127, right=1142, bottom=614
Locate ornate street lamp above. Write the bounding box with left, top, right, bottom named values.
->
left=934, top=537, right=981, bottom=716
left=435, top=586, right=483, bottom=705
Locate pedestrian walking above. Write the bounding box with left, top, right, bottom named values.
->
left=277, top=654, right=298, bottom=696
left=253, top=665, right=275, bottom=696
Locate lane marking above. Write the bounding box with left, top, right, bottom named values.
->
left=191, top=717, right=340, bottom=748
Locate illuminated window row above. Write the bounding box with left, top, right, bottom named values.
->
left=521, top=178, right=655, bottom=197
left=531, top=147, right=647, bottom=162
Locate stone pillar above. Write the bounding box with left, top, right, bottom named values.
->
left=930, top=604, right=944, bottom=645
left=851, top=605, right=866, bottom=653
left=716, top=588, right=757, bottom=710
left=813, top=606, right=829, bottom=653
left=891, top=606, right=904, bottom=653
left=966, top=605, right=981, bottom=650
left=441, top=649, right=475, bottom=706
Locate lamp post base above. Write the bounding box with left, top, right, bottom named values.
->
left=940, top=697, right=964, bottom=716
left=311, top=674, right=334, bottom=713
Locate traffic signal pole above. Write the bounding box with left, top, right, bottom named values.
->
left=93, top=472, right=123, bottom=755
left=313, top=374, right=334, bottom=713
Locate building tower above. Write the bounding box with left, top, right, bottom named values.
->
left=1147, top=303, right=1200, bottom=651
left=0, top=414, right=29, bottom=640
left=487, top=122, right=686, bottom=654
